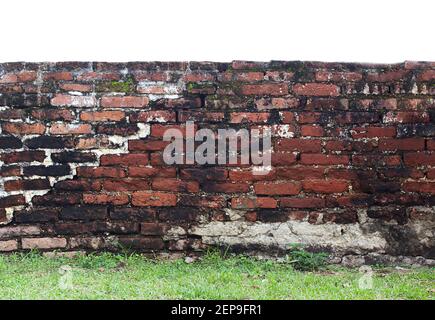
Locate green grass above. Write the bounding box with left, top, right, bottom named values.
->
left=0, top=251, right=433, bottom=300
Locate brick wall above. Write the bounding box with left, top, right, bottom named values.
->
left=0, top=61, right=434, bottom=264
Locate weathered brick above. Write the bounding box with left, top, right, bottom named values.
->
left=60, top=206, right=107, bottom=220
left=101, top=96, right=149, bottom=108
left=292, top=83, right=340, bottom=96
left=80, top=110, right=126, bottom=122
left=25, top=136, right=74, bottom=149
left=152, top=178, right=199, bottom=192
left=378, top=138, right=425, bottom=151
left=2, top=122, right=45, bottom=135
left=4, top=179, right=50, bottom=191
left=130, top=110, right=176, bottom=123
left=51, top=151, right=97, bottom=163
left=0, top=240, right=18, bottom=252
left=50, top=123, right=93, bottom=135
left=77, top=166, right=125, bottom=178
left=102, top=179, right=150, bottom=191
left=23, top=165, right=70, bottom=176
left=230, top=112, right=270, bottom=124
left=240, top=83, right=288, bottom=96
left=1, top=151, right=46, bottom=163
left=83, top=193, right=129, bottom=205
left=231, top=197, right=277, bottom=209
left=0, top=136, right=23, bottom=148
left=22, top=237, right=67, bottom=249
left=254, top=182, right=301, bottom=195
left=280, top=197, right=326, bottom=208
left=132, top=191, right=177, bottom=207
left=0, top=195, right=26, bottom=208
left=0, top=225, right=40, bottom=239
left=275, top=138, right=322, bottom=153
left=302, top=180, right=349, bottom=194
left=300, top=154, right=349, bottom=165
left=51, top=94, right=97, bottom=107
left=101, top=154, right=148, bottom=166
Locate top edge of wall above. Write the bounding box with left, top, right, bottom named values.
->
left=0, top=61, right=434, bottom=72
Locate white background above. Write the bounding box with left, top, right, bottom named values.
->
left=0, top=0, right=434, bottom=63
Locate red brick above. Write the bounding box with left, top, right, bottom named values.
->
left=55, top=179, right=101, bottom=191
left=254, top=182, right=301, bottom=195
left=178, top=111, right=225, bottom=122
left=80, top=111, right=125, bottom=121
left=353, top=155, right=401, bottom=166
left=4, top=179, right=50, bottom=191
left=315, top=70, right=362, bottom=82
left=379, top=138, right=425, bottom=151
left=256, top=97, right=299, bottom=110
left=275, top=139, right=322, bottom=153
left=0, top=194, right=26, bottom=207
left=240, top=83, right=288, bottom=96
left=271, top=152, right=298, bottom=166
left=280, top=197, right=326, bottom=208
left=403, top=182, right=435, bottom=194
left=100, top=154, right=149, bottom=166
left=277, top=166, right=325, bottom=180
left=231, top=197, right=277, bottom=209
left=22, top=237, right=67, bottom=249
left=230, top=112, right=270, bottom=124
left=130, top=110, right=176, bottom=123
left=102, top=179, right=150, bottom=191
left=427, top=169, right=435, bottom=179
left=50, top=123, right=92, bottom=135
left=297, top=112, right=321, bottom=123
left=31, top=109, right=75, bottom=121
left=280, top=111, right=295, bottom=123
left=77, top=72, right=120, bottom=81
left=140, top=223, right=166, bottom=236
left=367, top=69, right=409, bottom=82
left=77, top=167, right=126, bottom=178
left=128, top=166, right=176, bottom=178
left=43, top=72, right=73, bottom=81
left=60, top=83, right=93, bottom=92
left=0, top=71, right=37, bottom=83
left=184, top=72, right=216, bottom=82
left=351, top=126, right=396, bottom=138
left=427, top=140, right=435, bottom=150
left=324, top=141, right=351, bottom=152
left=417, top=70, right=435, bottom=81
left=383, top=111, right=430, bottom=123
left=219, top=71, right=264, bottom=82
left=51, top=94, right=97, bottom=107
left=150, top=124, right=197, bottom=138
left=2, top=122, right=45, bottom=135
left=203, top=183, right=250, bottom=193
left=292, top=83, right=340, bottom=96
left=152, top=178, right=199, bottom=192
left=132, top=191, right=177, bottom=207
left=101, top=96, right=149, bottom=108
left=0, top=165, right=21, bottom=177
left=83, top=193, right=129, bottom=205
left=1, top=151, right=46, bottom=164
left=128, top=140, right=171, bottom=151
left=229, top=168, right=276, bottom=181
left=404, top=152, right=435, bottom=166
left=300, top=154, right=349, bottom=165
left=178, top=195, right=226, bottom=208
left=302, top=180, right=349, bottom=193
left=300, top=125, right=324, bottom=137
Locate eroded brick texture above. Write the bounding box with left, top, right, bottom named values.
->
left=0, top=61, right=434, bottom=264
